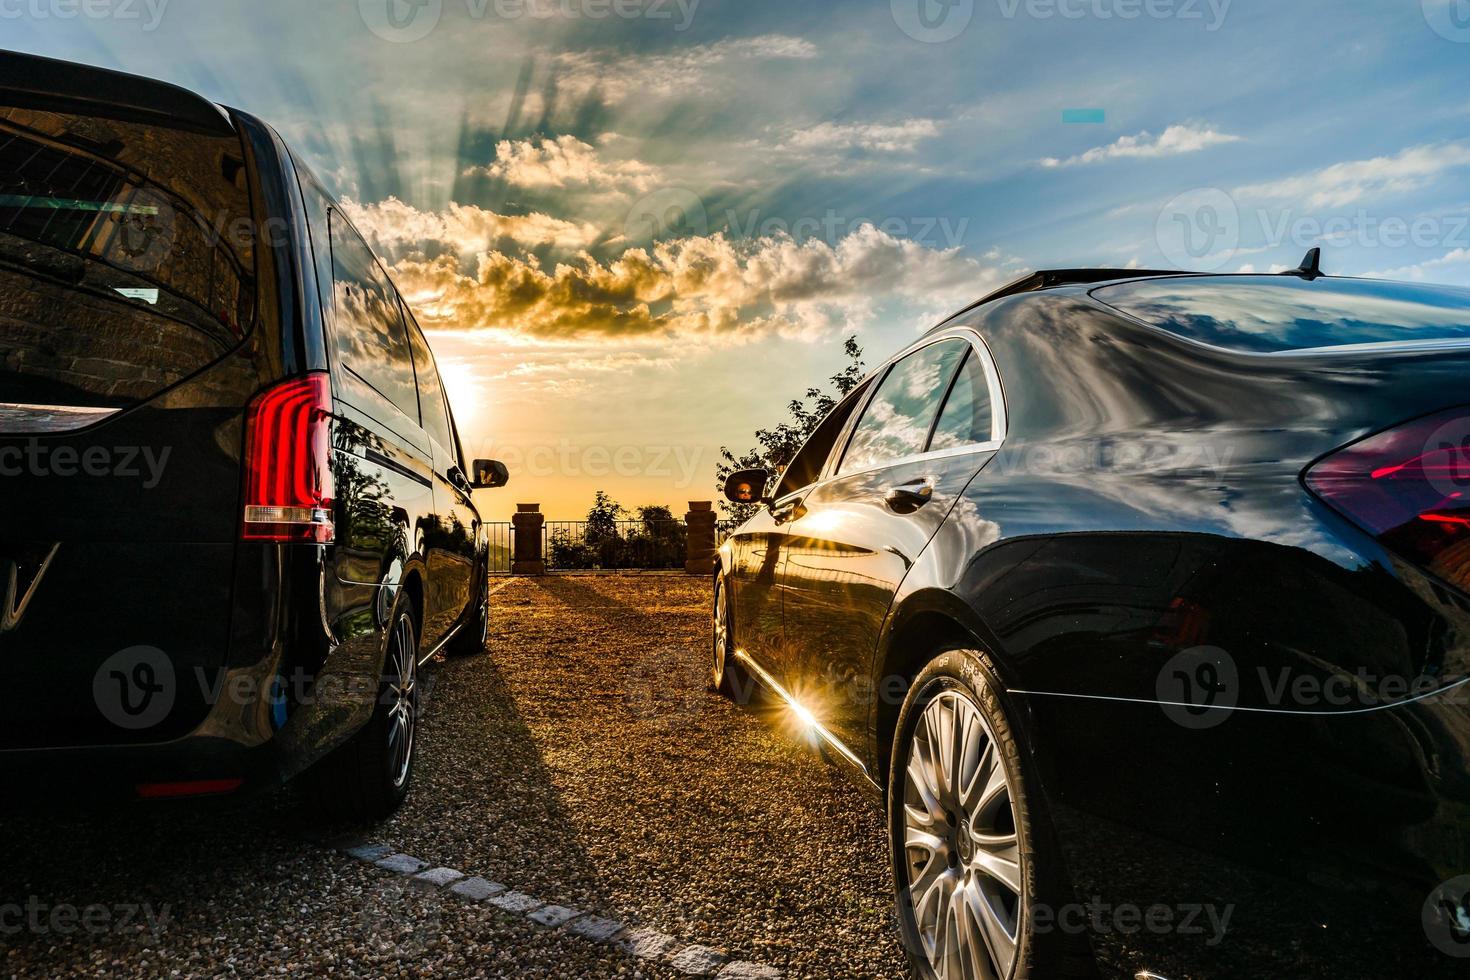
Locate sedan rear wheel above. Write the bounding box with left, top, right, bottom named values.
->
left=890, top=649, right=1094, bottom=980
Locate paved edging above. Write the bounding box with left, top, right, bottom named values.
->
left=330, top=839, right=782, bottom=978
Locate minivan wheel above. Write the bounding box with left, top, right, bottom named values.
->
left=711, top=576, right=752, bottom=702
left=307, top=602, right=420, bottom=822
left=889, top=649, right=1093, bottom=980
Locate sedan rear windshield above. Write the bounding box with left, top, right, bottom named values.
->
left=1092, top=275, right=1470, bottom=353
left=0, top=106, right=256, bottom=432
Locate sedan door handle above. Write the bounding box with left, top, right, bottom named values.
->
left=885, top=480, right=934, bottom=514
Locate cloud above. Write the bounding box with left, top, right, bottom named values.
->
left=1235, top=143, right=1470, bottom=209
left=384, top=221, right=999, bottom=343
left=470, top=135, right=659, bottom=193
left=1363, top=247, right=1470, bottom=284
left=343, top=197, right=600, bottom=253
left=784, top=119, right=943, bottom=154
left=1042, top=124, right=1242, bottom=168
left=552, top=34, right=818, bottom=103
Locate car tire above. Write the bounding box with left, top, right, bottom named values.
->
left=446, top=591, right=489, bottom=658
left=888, top=648, right=1094, bottom=980
left=711, top=575, right=754, bottom=703
left=307, top=600, right=421, bottom=822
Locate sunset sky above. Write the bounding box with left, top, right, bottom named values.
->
left=11, top=0, right=1470, bottom=517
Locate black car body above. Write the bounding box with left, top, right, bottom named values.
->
left=0, top=52, right=504, bottom=814
left=718, top=267, right=1470, bottom=978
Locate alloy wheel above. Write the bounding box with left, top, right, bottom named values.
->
left=386, top=615, right=417, bottom=790
left=903, top=690, right=1024, bottom=980
left=712, top=580, right=729, bottom=683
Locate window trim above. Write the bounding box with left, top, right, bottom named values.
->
left=825, top=327, right=1007, bottom=482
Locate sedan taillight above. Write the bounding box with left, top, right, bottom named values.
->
left=1304, top=407, right=1470, bottom=594
left=242, top=373, right=335, bottom=543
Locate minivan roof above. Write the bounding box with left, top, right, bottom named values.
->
left=0, top=49, right=234, bottom=136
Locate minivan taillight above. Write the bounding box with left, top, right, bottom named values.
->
left=1304, top=407, right=1470, bottom=594
left=242, top=373, right=335, bottom=543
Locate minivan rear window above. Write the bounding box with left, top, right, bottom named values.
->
left=1093, top=275, right=1470, bottom=353
left=0, top=106, right=256, bottom=433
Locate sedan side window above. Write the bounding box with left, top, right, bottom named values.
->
left=928, top=350, right=995, bottom=451
left=838, top=339, right=968, bottom=475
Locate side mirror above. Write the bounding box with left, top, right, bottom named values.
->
left=471, top=459, right=510, bottom=490
left=723, top=468, right=770, bottom=505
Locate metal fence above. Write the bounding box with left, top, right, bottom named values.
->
left=487, top=522, right=514, bottom=575
left=484, top=516, right=742, bottom=574
left=545, top=520, right=688, bottom=571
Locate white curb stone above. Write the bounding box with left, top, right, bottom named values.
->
left=620, top=927, right=676, bottom=960
left=344, top=843, right=393, bottom=862
left=449, top=877, right=507, bottom=901
left=566, top=915, right=625, bottom=943
left=375, top=853, right=428, bottom=874
left=529, top=905, right=583, bottom=928
left=488, top=890, right=544, bottom=914
left=670, top=945, right=727, bottom=975
left=717, top=963, right=781, bottom=979
left=413, top=867, right=466, bottom=888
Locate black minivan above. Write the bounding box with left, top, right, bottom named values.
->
left=0, top=51, right=506, bottom=819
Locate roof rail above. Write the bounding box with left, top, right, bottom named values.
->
left=0, top=49, right=234, bottom=136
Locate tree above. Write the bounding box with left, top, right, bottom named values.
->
left=716, top=336, right=865, bottom=523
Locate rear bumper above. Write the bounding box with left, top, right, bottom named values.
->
left=1026, top=685, right=1470, bottom=979
left=0, top=664, right=381, bottom=802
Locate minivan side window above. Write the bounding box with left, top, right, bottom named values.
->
left=928, top=350, right=995, bottom=451
left=328, top=212, right=418, bottom=422
left=837, top=339, right=968, bottom=475
left=406, top=307, right=454, bottom=452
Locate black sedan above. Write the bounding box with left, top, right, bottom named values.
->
left=715, top=262, right=1470, bottom=980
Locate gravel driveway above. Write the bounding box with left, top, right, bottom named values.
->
left=0, top=575, right=907, bottom=979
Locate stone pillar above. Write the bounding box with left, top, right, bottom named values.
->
left=685, top=501, right=718, bottom=576
left=511, top=504, right=545, bottom=575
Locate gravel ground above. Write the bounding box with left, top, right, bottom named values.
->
left=0, top=574, right=907, bottom=979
